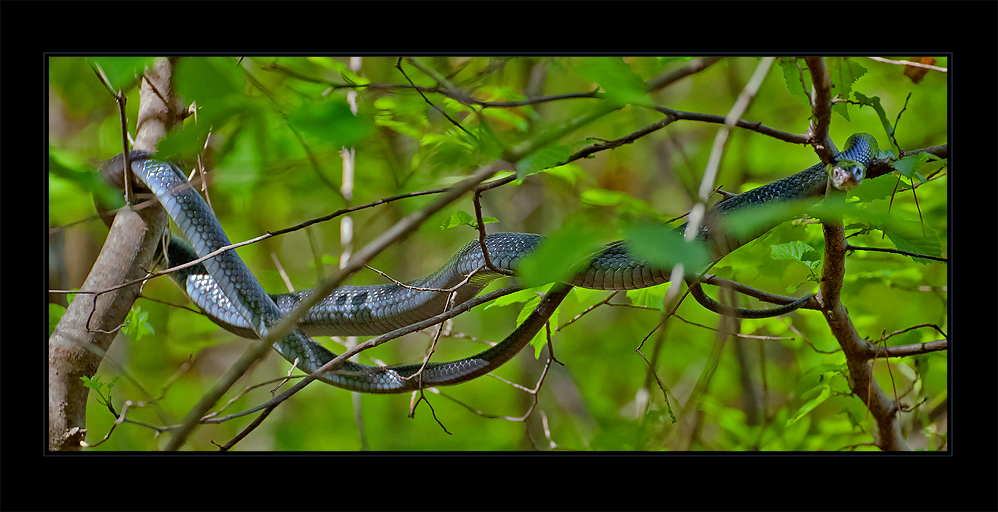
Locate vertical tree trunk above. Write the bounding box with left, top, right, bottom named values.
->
left=48, top=58, right=182, bottom=451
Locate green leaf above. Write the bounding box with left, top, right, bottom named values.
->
left=441, top=96, right=474, bottom=117
left=852, top=172, right=902, bottom=202
left=440, top=210, right=498, bottom=230
left=826, top=57, right=868, bottom=120
left=440, top=210, right=474, bottom=230
left=485, top=286, right=550, bottom=309
left=893, top=152, right=931, bottom=184
left=516, top=294, right=560, bottom=358
left=175, top=57, right=243, bottom=107
left=577, top=57, right=652, bottom=107
left=123, top=306, right=156, bottom=341
left=49, top=303, right=67, bottom=337
left=852, top=92, right=900, bottom=156
left=625, top=284, right=672, bottom=312
left=721, top=201, right=804, bottom=245
left=100, top=375, right=122, bottom=394
left=80, top=374, right=119, bottom=395
left=845, top=266, right=924, bottom=288
left=49, top=148, right=126, bottom=213
left=770, top=241, right=821, bottom=270
left=778, top=58, right=811, bottom=108
left=80, top=375, right=101, bottom=391
left=581, top=188, right=624, bottom=206
left=517, top=143, right=574, bottom=180
left=483, top=285, right=557, bottom=357
left=570, top=286, right=607, bottom=305
left=88, top=57, right=157, bottom=91
left=883, top=220, right=942, bottom=265
left=287, top=97, right=373, bottom=149
left=157, top=98, right=255, bottom=159
left=786, top=384, right=831, bottom=427
left=516, top=222, right=606, bottom=289
left=373, top=96, right=397, bottom=110
left=623, top=222, right=711, bottom=273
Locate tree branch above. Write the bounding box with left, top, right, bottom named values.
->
left=805, top=57, right=835, bottom=162
left=818, top=189, right=908, bottom=451
left=49, top=58, right=180, bottom=451
left=864, top=339, right=948, bottom=359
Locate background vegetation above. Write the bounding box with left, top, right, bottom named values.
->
left=48, top=56, right=948, bottom=451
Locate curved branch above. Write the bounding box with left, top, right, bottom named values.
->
left=646, top=56, right=724, bottom=92
left=653, top=106, right=807, bottom=144
left=686, top=279, right=816, bottom=319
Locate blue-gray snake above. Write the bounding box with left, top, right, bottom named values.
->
left=100, top=133, right=876, bottom=393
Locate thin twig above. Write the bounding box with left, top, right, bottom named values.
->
left=866, top=56, right=947, bottom=73
left=472, top=188, right=514, bottom=276
left=364, top=263, right=488, bottom=293
left=844, top=243, right=947, bottom=263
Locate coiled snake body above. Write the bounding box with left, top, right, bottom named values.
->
left=101, top=133, right=876, bottom=393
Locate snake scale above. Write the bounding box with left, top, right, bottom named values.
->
left=100, top=133, right=877, bottom=393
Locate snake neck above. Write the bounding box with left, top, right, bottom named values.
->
left=683, top=133, right=878, bottom=258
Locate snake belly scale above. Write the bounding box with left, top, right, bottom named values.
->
left=101, top=133, right=876, bottom=393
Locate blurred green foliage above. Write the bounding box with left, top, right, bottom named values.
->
left=49, top=56, right=947, bottom=451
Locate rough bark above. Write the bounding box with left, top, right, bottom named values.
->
left=820, top=221, right=908, bottom=451
left=48, top=58, right=180, bottom=451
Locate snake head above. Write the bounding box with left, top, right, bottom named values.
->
left=828, top=159, right=865, bottom=191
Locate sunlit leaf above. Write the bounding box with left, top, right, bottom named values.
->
left=771, top=241, right=821, bottom=270
left=49, top=303, right=67, bottom=338
left=577, top=57, right=652, bottom=107
left=440, top=210, right=497, bottom=230
left=625, top=283, right=672, bottom=311
left=778, top=57, right=811, bottom=108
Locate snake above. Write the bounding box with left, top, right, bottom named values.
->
left=99, top=133, right=877, bottom=394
